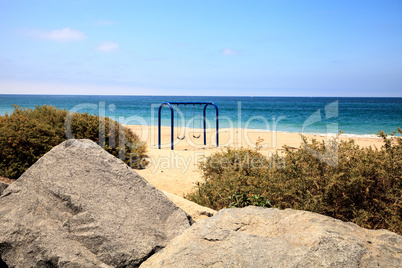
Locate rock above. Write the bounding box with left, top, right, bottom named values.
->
left=0, top=139, right=193, bottom=267
left=141, top=206, right=402, bottom=268
left=161, top=190, right=216, bottom=221
left=0, top=181, right=9, bottom=195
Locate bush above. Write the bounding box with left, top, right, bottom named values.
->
left=0, top=105, right=148, bottom=180
left=186, top=148, right=277, bottom=209
left=186, top=129, right=402, bottom=235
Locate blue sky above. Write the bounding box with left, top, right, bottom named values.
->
left=0, top=0, right=401, bottom=96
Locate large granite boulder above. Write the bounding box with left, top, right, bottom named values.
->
left=141, top=206, right=402, bottom=268
left=0, top=139, right=193, bottom=267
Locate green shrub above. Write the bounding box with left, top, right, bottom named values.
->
left=186, top=129, right=402, bottom=235
left=0, top=105, right=148, bottom=180
left=187, top=147, right=279, bottom=210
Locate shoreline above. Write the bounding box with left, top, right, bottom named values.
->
left=126, top=124, right=388, bottom=139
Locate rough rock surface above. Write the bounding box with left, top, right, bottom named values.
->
left=0, top=181, right=9, bottom=195
left=141, top=206, right=402, bottom=268
left=161, top=190, right=216, bottom=221
left=0, top=139, right=193, bottom=267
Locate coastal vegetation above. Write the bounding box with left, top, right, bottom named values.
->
left=186, top=129, right=402, bottom=235
left=0, top=105, right=148, bottom=180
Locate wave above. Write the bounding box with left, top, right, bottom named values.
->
left=216, top=128, right=383, bottom=139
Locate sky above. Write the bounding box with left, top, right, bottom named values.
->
left=0, top=0, right=401, bottom=97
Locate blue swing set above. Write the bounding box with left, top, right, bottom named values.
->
left=158, top=102, right=219, bottom=150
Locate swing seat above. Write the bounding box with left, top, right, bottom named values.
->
left=191, top=104, right=202, bottom=139
left=177, top=136, right=185, bottom=140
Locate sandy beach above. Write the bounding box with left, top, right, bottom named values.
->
left=125, top=125, right=385, bottom=197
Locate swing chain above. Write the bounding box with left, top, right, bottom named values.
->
left=177, top=104, right=186, bottom=140
left=193, top=104, right=201, bottom=138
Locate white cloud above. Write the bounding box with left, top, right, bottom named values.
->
left=222, top=48, right=239, bottom=56
left=97, top=41, right=119, bottom=52
left=30, top=28, right=87, bottom=42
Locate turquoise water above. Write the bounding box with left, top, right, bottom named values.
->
left=0, top=95, right=401, bottom=136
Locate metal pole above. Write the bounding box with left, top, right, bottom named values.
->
left=158, top=104, right=162, bottom=149
left=203, top=104, right=207, bottom=146
left=158, top=102, right=175, bottom=150
left=171, top=104, right=174, bottom=150
left=212, top=102, right=219, bottom=147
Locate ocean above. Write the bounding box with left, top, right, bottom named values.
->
left=0, top=95, right=401, bottom=137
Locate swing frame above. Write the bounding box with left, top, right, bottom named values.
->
left=158, top=101, right=219, bottom=150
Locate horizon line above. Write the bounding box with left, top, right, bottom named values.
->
left=1, top=93, right=402, bottom=98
